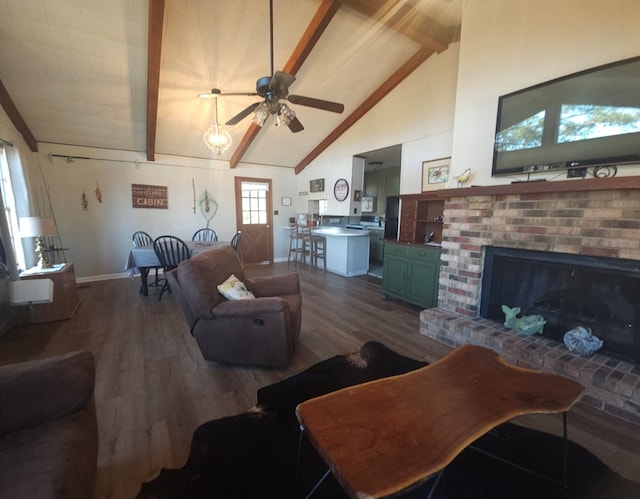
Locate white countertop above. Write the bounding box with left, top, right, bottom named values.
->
left=312, top=227, right=370, bottom=237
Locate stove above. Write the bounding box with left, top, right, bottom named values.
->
left=359, top=216, right=381, bottom=228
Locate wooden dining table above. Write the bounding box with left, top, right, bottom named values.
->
left=296, top=344, right=585, bottom=498
left=124, top=240, right=229, bottom=296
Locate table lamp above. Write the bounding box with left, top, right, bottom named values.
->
left=19, top=216, right=57, bottom=269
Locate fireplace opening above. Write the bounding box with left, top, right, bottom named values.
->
left=480, top=247, right=640, bottom=362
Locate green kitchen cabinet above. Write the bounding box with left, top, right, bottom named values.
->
left=381, top=242, right=441, bottom=308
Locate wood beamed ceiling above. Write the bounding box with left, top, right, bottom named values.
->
left=0, top=0, right=459, bottom=173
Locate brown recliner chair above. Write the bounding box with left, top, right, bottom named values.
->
left=166, top=245, right=301, bottom=366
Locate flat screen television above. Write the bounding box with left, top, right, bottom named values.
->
left=491, top=56, right=640, bottom=177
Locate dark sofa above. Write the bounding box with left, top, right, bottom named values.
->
left=0, top=351, right=98, bottom=498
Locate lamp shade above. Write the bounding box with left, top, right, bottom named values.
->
left=19, top=217, right=57, bottom=237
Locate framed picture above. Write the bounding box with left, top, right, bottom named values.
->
left=353, top=190, right=361, bottom=201
left=310, top=178, right=325, bottom=193
left=281, top=196, right=292, bottom=206
left=422, top=157, right=450, bottom=192
left=131, top=183, right=168, bottom=209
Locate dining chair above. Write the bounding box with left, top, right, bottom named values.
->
left=230, top=230, right=243, bottom=265
left=132, top=231, right=160, bottom=286
left=192, top=228, right=218, bottom=242
left=152, top=235, right=190, bottom=300
left=132, top=230, right=153, bottom=247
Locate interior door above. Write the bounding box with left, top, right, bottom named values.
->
left=234, top=177, right=273, bottom=264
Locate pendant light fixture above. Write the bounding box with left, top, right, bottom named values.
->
left=203, top=96, right=232, bottom=154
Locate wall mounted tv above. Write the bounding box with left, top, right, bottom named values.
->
left=492, top=56, right=640, bottom=177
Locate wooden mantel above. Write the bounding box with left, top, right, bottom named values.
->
left=434, top=175, right=640, bottom=198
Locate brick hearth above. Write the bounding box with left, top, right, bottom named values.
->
left=418, top=177, right=640, bottom=424
left=420, top=308, right=640, bottom=424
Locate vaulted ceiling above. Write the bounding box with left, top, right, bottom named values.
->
left=0, top=0, right=461, bottom=172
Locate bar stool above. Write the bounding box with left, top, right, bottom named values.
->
left=288, top=224, right=306, bottom=264
left=309, top=234, right=326, bottom=270
left=302, top=233, right=325, bottom=270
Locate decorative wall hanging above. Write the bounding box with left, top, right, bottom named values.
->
left=333, top=178, right=349, bottom=202
left=131, top=183, right=168, bottom=209
left=199, top=190, right=218, bottom=227
left=281, top=196, right=292, bottom=206
left=95, top=181, right=102, bottom=203
left=310, top=178, right=325, bottom=192
left=82, top=189, right=88, bottom=210
left=422, top=157, right=450, bottom=191
left=192, top=178, right=196, bottom=214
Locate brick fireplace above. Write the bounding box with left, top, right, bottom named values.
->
left=419, top=176, right=640, bottom=424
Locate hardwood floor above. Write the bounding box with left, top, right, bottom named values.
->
left=1, top=262, right=639, bottom=498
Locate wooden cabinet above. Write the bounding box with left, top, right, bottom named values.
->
left=399, top=199, right=417, bottom=242
left=21, top=263, right=80, bottom=323
left=399, top=194, right=444, bottom=244
left=381, top=242, right=440, bottom=308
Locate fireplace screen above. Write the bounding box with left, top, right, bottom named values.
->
left=480, top=247, right=640, bottom=362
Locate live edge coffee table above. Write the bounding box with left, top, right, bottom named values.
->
left=295, top=344, right=585, bottom=499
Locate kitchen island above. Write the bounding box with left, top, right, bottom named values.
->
left=310, top=227, right=370, bottom=277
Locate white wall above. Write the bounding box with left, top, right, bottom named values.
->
left=298, top=43, right=460, bottom=197
left=451, top=0, right=640, bottom=186
left=22, top=143, right=298, bottom=279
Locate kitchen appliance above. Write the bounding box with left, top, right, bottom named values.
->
left=346, top=216, right=380, bottom=231
left=384, top=196, right=399, bottom=240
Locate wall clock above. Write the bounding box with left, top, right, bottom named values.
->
left=334, top=178, right=349, bottom=202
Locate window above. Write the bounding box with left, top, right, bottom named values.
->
left=241, top=182, right=268, bottom=225
left=0, top=145, right=26, bottom=271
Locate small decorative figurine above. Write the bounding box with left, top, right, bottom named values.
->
left=501, top=305, right=546, bottom=336
left=456, top=168, right=472, bottom=187
left=563, top=326, right=603, bottom=356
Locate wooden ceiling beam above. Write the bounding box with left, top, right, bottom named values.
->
left=294, top=46, right=434, bottom=174
left=0, top=79, right=38, bottom=152
left=229, top=0, right=341, bottom=168
left=341, top=0, right=456, bottom=52
left=146, top=0, right=165, bottom=162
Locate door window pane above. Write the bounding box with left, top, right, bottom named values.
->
left=241, top=183, right=268, bottom=225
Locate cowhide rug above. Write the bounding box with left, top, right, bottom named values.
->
left=136, top=341, right=640, bottom=498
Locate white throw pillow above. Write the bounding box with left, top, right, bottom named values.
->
left=217, top=274, right=256, bottom=300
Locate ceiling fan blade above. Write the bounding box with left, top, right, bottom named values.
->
left=287, top=94, right=344, bottom=113
left=198, top=88, right=257, bottom=99
left=225, top=102, right=261, bottom=125
left=270, top=71, right=296, bottom=97
left=199, top=92, right=257, bottom=98
left=288, top=116, right=304, bottom=133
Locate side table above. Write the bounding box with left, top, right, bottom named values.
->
left=20, top=263, right=80, bottom=323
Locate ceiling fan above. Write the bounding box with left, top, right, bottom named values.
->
left=198, top=0, right=344, bottom=133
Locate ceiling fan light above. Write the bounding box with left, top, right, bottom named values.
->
left=279, top=103, right=295, bottom=126
left=203, top=123, right=232, bottom=154
left=253, top=102, right=269, bottom=127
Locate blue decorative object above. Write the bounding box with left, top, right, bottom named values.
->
left=563, top=327, right=603, bottom=356
left=501, top=305, right=546, bottom=336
